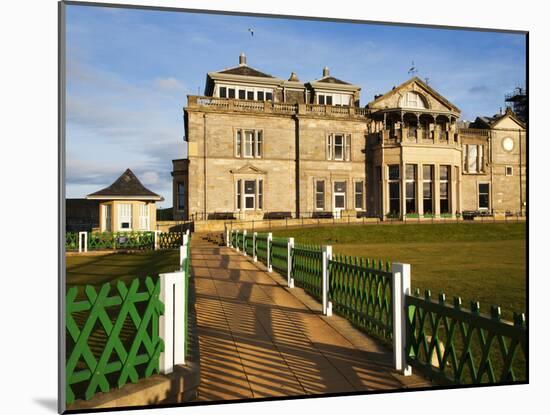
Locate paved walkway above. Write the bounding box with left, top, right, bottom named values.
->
left=191, top=238, right=430, bottom=401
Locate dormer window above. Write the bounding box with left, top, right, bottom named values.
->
left=317, top=93, right=350, bottom=106
left=216, top=84, right=273, bottom=101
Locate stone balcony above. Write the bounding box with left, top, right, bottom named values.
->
left=376, top=127, right=461, bottom=147
left=186, top=95, right=370, bottom=119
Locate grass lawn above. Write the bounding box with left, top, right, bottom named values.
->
left=272, top=223, right=527, bottom=318
left=66, top=250, right=181, bottom=287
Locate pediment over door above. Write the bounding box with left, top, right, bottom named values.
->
left=229, top=163, right=267, bottom=175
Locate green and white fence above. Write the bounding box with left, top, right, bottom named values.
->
left=65, top=231, right=185, bottom=252
left=65, top=231, right=192, bottom=404
left=227, top=229, right=527, bottom=385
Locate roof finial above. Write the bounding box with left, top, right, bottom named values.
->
left=323, top=66, right=329, bottom=77
left=239, top=52, right=247, bottom=66
left=288, top=72, right=299, bottom=82
left=408, top=61, right=418, bottom=77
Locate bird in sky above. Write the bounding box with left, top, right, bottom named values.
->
left=248, top=28, right=254, bottom=37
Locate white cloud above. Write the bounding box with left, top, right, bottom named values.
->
left=154, top=77, right=185, bottom=92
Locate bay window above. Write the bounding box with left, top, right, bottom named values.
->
left=235, top=178, right=265, bottom=211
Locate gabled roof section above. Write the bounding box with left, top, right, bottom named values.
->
left=476, top=108, right=526, bottom=129
left=86, top=169, right=163, bottom=201
left=317, top=76, right=351, bottom=85
left=217, top=65, right=274, bottom=78
left=368, top=77, right=460, bottom=114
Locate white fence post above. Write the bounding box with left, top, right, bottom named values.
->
left=226, top=228, right=230, bottom=247
left=242, top=230, right=247, bottom=256
left=287, top=237, right=294, bottom=288
left=235, top=230, right=240, bottom=252
left=253, top=232, right=258, bottom=262
left=392, top=262, right=412, bottom=376
left=180, top=234, right=189, bottom=270
left=78, top=231, right=87, bottom=253
left=267, top=232, right=273, bottom=272
left=159, top=270, right=186, bottom=373
left=322, top=245, right=333, bottom=315
left=154, top=230, right=160, bottom=250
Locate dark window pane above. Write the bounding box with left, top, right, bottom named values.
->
left=237, top=180, right=241, bottom=209
left=121, top=222, right=130, bottom=229
left=219, top=87, right=227, bottom=98
left=406, top=199, right=416, bottom=214
left=423, top=199, right=433, bottom=214
left=239, top=90, right=246, bottom=99
left=440, top=199, right=449, bottom=214
left=389, top=182, right=400, bottom=199
left=244, top=180, right=255, bottom=194
left=228, top=88, right=235, bottom=98
left=406, top=182, right=415, bottom=199
left=177, top=183, right=185, bottom=210
left=245, top=197, right=254, bottom=209
left=406, top=164, right=416, bottom=180
left=316, top=193, right=324, bottom=209
left=316, top=181, right=325, bottom=193
left=423, top=165, right=433, bottom=180
left=389, top=165, right=400, bottom=180
left=423, top=182, right=432, bottom=198
left=258, top=180, right=263, bottom=209
left=440, top=165, right=450, bottom=180
left=479, top=183, right=489, bottom=194
left=355, top=194, right=363, bottom=209
left=266, top=92, right=273, bottom=101
left=440, top=182, right=448, bottom=198
left=334, top=181, right=346, bottom=193
left=247, top=91, right=254, bottom=100
left=318, top=95, right=325, bottom=105
left=257, top=91, right=264, bottom=101
left=479, top=195, right=489, bottom=209
left=355, top=181, right=363, bottom=193
left=326, top=96, right=333, bottom=105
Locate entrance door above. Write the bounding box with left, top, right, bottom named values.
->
left=333, top=181, right=346, bottom=218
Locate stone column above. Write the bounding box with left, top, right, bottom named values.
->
left=450, top=164, right=458, bottom=215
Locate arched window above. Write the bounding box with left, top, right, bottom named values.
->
left=399, top=91, right=427, bottom=109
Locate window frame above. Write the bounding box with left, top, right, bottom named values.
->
left=478, top=182, right=490, bottom=210
left=236, top=178, right=264, bottom=211
left=506, top=166, right=513, bottom=176
left=439, top=165, right=450, bottom=214
left=235, top=129, right=263, bottom=159
left=422, top=164, right=434, bottom=214
left=388, top=164, right=401, bottom=215
left=326, top=133, right=351, bottom=161
left=315, top=180, right=325, bottom=210
left=118, top=203, right=132, bottom=231
left=405, top=164, right=417, bottom=214
left=354, top=180, right=364, bottom=210
left=177, top=183, right=186, bottom=211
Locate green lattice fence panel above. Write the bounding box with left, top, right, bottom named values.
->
left=256, top=233, right=269, bottom=265
left=405, top=290, right=527, bottom=385
left=66, top=232, right=78, bottom=251
left=87, top=232, right=116, bottom=250
left=291, top=244, right=323, bottom=300
left=87, top=232, right=155, bottom=250
left=158, top=232, right=183, bottom=249
left=329, top=255, right=393, bottom=343
left=65, top=276, right=164, bottom=404
left=236, top=232, right=244, bottom=251
left=245, top=232, right=255, bottom=256
left=231, top=231, right=238, bottom=248
left=271, top=237, right=289, bottom=275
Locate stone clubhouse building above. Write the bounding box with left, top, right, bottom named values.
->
left=172, top=53, right=526, bottom=222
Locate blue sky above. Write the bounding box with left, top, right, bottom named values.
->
left=65, top=4, right=526, bottom=208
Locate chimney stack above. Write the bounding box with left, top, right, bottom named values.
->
left=239, top=52, right=247, bottom=66
left=323, top=66, right=330, bottom=77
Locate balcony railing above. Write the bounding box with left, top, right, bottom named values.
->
left=459, top=127, right=490, bottom=137
left=187, top=96, right=369, bottom=118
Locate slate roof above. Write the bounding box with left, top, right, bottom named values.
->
left=87, top=169, right=163, bottom=200
left=218, top=65, right=274, bottom=78
left=316, top=76, right=351, bottom=85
